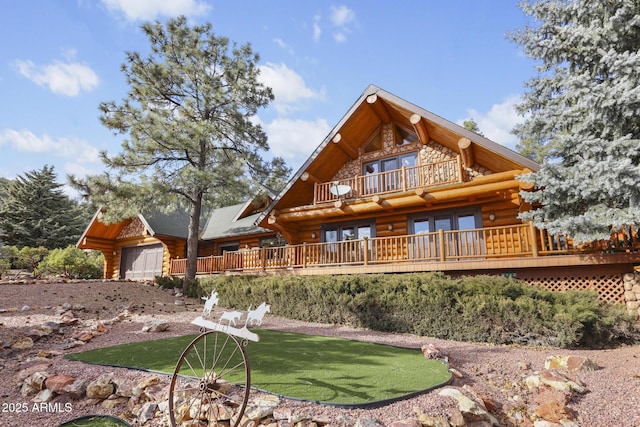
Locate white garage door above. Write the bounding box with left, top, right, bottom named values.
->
left=120, top=244, right=164, bottom=280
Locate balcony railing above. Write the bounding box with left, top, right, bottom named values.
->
left=170, top=224, right=640, bottom=276
left=314, top=157, right=462, bottom=204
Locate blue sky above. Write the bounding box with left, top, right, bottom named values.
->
left=0, top=1, right=536, bottom=196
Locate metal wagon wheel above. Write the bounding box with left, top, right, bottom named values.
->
left=168, top=330, right=251, bottom=426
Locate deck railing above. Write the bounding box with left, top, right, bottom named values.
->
left=170, top=224, right=640, bottom=276
left=314, top=157, right=462, bottom=204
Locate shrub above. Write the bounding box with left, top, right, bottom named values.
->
left=196, top=272, right=639, bottom=349
left=36, top=245, right=104, bottom=279
left=155, top=275, right=183, bottom=290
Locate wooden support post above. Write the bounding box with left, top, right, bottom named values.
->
left=302, top=242, right=307, bottom=268
left=261, top=248, right=266, bottom=271
left=438, top=229, right=446, bottom=262
left=366, top=93, right=391, bottom=123
left=529, top=221, right=539, bottom=257
left=363, top=237, right=369, bottom=266
left=410, top=114, right=430, bottom=145
left=401, top=166, right=407, bottom=192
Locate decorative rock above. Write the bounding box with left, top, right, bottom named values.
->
left=21, top=372, right=50, bottom=397
left=86, top=374, right=116, bottom=399
left=138, top=402, right=158, bottom=423
left=244, top=395, right=281, bottom=420
left=21, top=305, right=31, bottom=311
left=421, top=343, right=442, bottom=359
left=438, top=388, right=499, bottom=426
left=354, top=417, right=385, bottom=427
left=544, top=355, right=599, bottom=372
left=415, top=410, right=450, bottom=426
left=17, top=362, right=52, bottom=381
left=45, top=374, right=76, bottom=393
left=174, top=300, right=185, bottom=306
left=539, top=370, right=587, bottom=394
left=142, top=320, right=169, bottom=332
left=31, top=388, right=54, bottom=403
left=11, top=336, right=34, bottom=350
left=101, top=397, right=127, bottom=409
left=534, top=400, right=573, bottom=423
left=447, top=408, right=466, bottom=427
left=62, top=378, right=89, bottom=399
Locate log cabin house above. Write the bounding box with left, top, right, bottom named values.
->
left=78, top=85, right=640, bottom=314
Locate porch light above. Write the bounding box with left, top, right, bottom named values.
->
left=311, top=231, right=317, bottom=239
left=388, top=223, right=393, bottom=231
left=489, top=212, right=496, bottom=222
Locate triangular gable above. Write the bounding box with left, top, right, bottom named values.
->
left=258, top=84, right=539, bottom=226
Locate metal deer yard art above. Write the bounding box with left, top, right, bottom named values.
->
left=168, top=290, right=270, bottom=426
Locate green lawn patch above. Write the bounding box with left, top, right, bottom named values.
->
left=65, top=329, right=451, bottom=406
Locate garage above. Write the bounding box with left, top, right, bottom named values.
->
left=120, top=244, right=164, bottom=280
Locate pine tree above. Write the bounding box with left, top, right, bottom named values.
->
left=511, top=0, right=640, bottom=242
left=0, top=166, right=88, bottom=248
left=70, top=16, right=289, bottom=280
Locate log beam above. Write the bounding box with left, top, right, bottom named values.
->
left=332, top=133, right=358, bottom=159
left=366, top=94, right=391, bottom=123
left=410, top=114, right=430, bottom=144
left=458, top=137, right=474, bottom=168
left=300, top=171, right=321, bottom=183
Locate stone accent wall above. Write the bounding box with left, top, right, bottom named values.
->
left=332, top=123, right=492, bottom=182
left=623, top=273, right=640, bottom=319
left=117, top=217, right=145, bottom=240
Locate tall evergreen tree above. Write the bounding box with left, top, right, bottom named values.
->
left=0, top=166, right=87, bottom=248
left=511, top=0, right=640, bottom=242
left=462, top=118, right=484, bottom=136
left=70, top=16, right=289, bottom=280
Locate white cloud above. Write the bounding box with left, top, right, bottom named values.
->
left=101, top=0, right=211, bottom=21
left=262, top=118, right=331, bottom=169
left=330, top=5, right=356, bottom=43
left=13, top=59, right=99, bottom=96
left=313, top=14, right=322, bottom=42
left=273, top=38, right=295, bottom=56
left=0, top=129, right=101, bottom=165
left=258, top=62, right=325, bottom=115
left=461, top=95, right=524, bottom=151
left=330, top=5, right=355, bottom=27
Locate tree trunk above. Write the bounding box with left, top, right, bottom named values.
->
left=185, top=192, right=203, bottom=281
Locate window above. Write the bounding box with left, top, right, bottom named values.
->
left=408, top=208, right=483, bottom=259
left=322, top=222, right=373, bottom=242
left=217, top=242, right=239, bottom=255
left=396, top=126, right=418, bottom=146
left=363, top=130, right=382, bottom=153
left=362, top=152, right=418, bottom=194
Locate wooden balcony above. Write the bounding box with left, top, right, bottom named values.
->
left=313, top=157, right=462, bottom=204
left=170, top=223, right=640, bottom=276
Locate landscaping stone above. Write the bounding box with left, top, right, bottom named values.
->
left=44, top=374, right=76, bottom=393
left=86, top=374, right=116, bottom=399
left=544, top=355, right=599, bottom=372
left=354, top=417, right=386, bottom=427
left=11, top=336, right=34, bottom=350
left=534, top=400, right=572, bottom=424
left=438, top=388, right=499, bottom=426
left=141, top=320, right=169, bottom=332
left=62, top=378, right=88, bottom=399
left=31, top=388, right=55, bottom=403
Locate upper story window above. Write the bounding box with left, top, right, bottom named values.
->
left=396, top=126, right=418, bottom=146
left=363, top=152, right=418, bottom=175
left=363, top=130, right=383, bottom=153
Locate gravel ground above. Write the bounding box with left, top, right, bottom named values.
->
left=0, top=281, right=638, bottom=427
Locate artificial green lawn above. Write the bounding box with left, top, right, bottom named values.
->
left=65, top=329, right=451, bottom=406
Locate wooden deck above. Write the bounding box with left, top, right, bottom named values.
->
left=170, top=223, right=640, bottom=276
